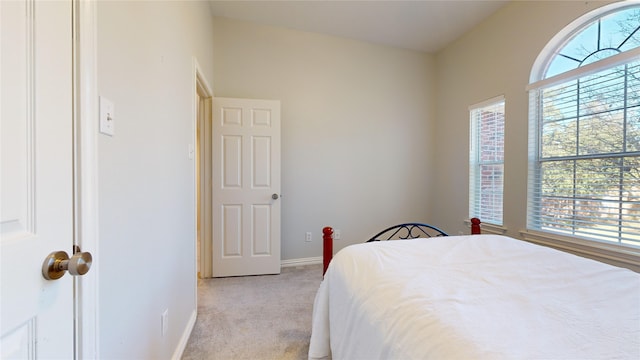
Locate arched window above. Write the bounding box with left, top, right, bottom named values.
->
left=528, top=2, right=640, bottom=248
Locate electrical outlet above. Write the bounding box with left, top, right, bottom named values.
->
left=305, top=232, right=312, bottom=242
left=188, top=144, right=194, bottom=159
left=161, top=309, right=168, bottom=337
left=334, top=229, right=341, bottom=240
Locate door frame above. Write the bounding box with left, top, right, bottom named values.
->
left=194, top=60, right=214, bottom=279
left=74, top=0, right=99, bottom=357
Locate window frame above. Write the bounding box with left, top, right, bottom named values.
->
left=469, top=95, right=505, bottom=227
left=526, top=2, right=640, bottom=266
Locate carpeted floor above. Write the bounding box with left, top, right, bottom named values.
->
left=182, top=264, right=323, bottom=360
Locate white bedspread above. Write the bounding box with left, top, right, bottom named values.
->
left=308, top=235, right=640, bottom=359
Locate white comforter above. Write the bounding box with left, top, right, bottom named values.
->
left=308, top=235, right=640, bottom=359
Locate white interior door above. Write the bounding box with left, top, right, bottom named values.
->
left=1, top=1, right=75, bottom=358
left=212, top=98, right=281, bottom=277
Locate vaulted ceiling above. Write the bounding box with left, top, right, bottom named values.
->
left=208, top=1, right=509, bottom=53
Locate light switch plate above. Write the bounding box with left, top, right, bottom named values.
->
left=99, top=96, right=115, bottom=136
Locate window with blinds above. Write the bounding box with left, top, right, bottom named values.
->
left=528, top=5, right=640, bottom=248
left=470, top=97, right=505, bottom=226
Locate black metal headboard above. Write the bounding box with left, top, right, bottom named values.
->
left=366, top=223, right=449, bottom=242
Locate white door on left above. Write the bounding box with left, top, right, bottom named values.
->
left=1, top=1, right=75, bottom=358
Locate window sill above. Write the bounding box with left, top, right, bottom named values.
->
left=464, top=219, right=508, bottom=235
left=519, top=229, right=640, bottom=272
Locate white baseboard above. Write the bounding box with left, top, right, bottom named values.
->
left=172, top=309, right=197, bottom=360
left=281, top=256, right=322, bottom=268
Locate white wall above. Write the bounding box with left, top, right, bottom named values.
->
left=432, top=0, right=613, bottom=237
left=212, top=17, right=437, bottom=260
left=88, top=1, right=627, bottom=355
left=96, top=2, right=213, bottom=358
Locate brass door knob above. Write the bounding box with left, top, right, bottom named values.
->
left=42, top=249, right=93, bottom=280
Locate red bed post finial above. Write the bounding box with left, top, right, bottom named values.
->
left=323, top=227, right=334, bottom=276
left=471, top=217, right=481, bottom=235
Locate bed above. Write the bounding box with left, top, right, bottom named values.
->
left=309, top=224, right=640, bottom=359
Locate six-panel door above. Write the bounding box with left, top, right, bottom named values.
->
left=1, top=1, right=75, bottom=357
left=212, top=98, right=281, bottom=277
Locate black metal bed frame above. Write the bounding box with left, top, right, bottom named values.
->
left=366, top=223, right=449, bottom=242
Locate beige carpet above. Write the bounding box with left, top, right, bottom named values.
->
left=182, top=264, right=323, bottom=360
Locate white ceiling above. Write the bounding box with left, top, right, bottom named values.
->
left=208, top=1, right=509, bottom=53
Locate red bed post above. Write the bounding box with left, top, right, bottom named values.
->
left=471, top=217, right=481, bottom=235
left=323, top=226, right=333, bottom=276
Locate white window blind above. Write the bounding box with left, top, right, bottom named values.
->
left=528, top=61, right=640, bottom=247
left=470, top=97, right=505, bottom=225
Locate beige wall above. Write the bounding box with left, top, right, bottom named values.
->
left=212, top=17, right=437, bottom=259
left=96, top=1, right=214, bottom=358
left=432, top=0, right=613, bottom=237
